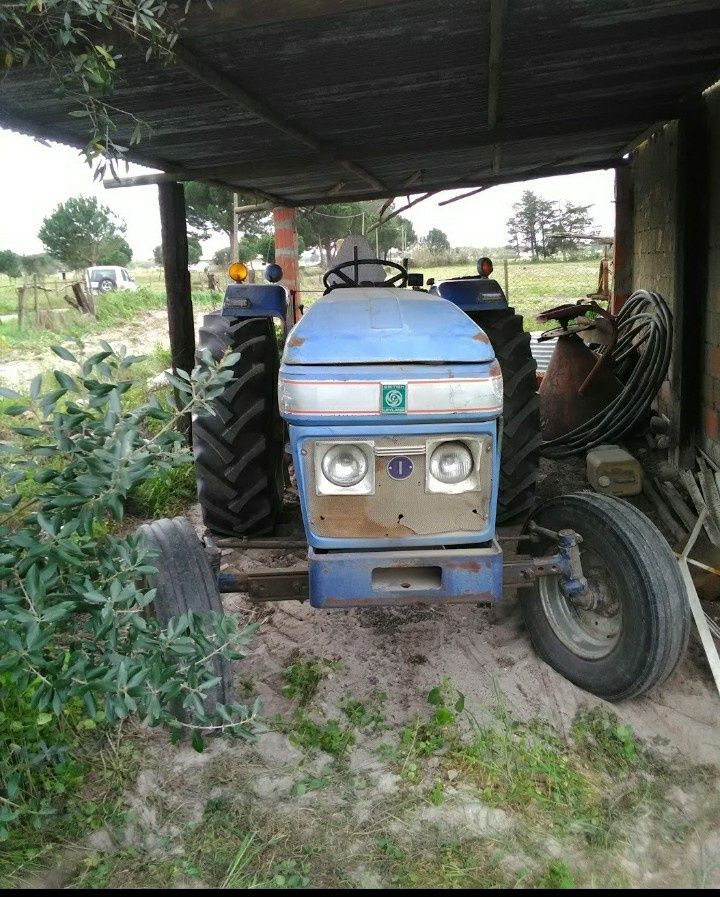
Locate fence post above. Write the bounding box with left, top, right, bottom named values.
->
left=503, top=258, right=510, bottom=302
left=17, top=285, right=25, bottom=330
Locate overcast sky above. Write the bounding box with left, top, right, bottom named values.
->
left=0, top=127, right=616, bottom=261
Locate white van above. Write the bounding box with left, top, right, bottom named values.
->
left=86, top=266, right=138, bottom=294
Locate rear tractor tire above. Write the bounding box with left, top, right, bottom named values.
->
left=466, top=308, right=540, bottom=524
left=193, top=314, right=284, bottom=537
left=137, top=516, right=232, bottom=711
left=520, top=492, right=689, bottom=701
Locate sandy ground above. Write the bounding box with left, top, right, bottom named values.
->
left=0, top=309, right=182, bottom=389
left=216, top=475, right=720, bottom=768
left=51, top=474, right=717, bottom=889
left=6, top=317, right=720, bottom=887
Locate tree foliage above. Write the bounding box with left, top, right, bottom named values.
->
left=185, top=191, right=417, bottom=269
left=39, top=196, right=131, bottom=269
left=296, top=201, right=417, bottom=266
left=0, top=1, right=196, bottom=173
left=184, top=183, right=270, bottom=243
left=422, top=228, right=450, bottom=253
left=506, top=190, right=598, bottom=260
left=0, top=345, right=259, bottom=839
left=546, top=202, right=599, bottom=258
left=20, top=254, right=61, bottom=277
left=0, top=250, right=22, bottom=278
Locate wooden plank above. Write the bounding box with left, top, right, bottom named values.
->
left=699, top=458, right=720, bottom=531
left=656, top=478, right=695, bottom=533
left=680, top=469, right=720, bottom=546
left=183, top=0, right=403, bottom=35
left=643, top=478, right=687, bottom=544
left=678, top=509, right=720, bottom=697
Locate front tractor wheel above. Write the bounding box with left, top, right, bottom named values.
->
left=193, top=314, right=284, bottom=537
left=466, top=308, right=539, bottom=524
left=520, top=492, right=689, bottom=701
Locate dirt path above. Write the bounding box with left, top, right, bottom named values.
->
left=0, top=309, right=203, bottom=389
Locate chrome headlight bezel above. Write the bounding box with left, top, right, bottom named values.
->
left=425, top=436, right=491, bottom=494
left=428, top=440, right=474, bottom=485
left=313, top=440, right=375, bottom=495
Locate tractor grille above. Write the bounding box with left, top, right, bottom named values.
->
left=301, top=434, right=493, bottom=541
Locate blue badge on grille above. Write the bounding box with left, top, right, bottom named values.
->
left=387, top=456, right=414, bottom=480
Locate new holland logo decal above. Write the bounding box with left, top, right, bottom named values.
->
left=381, top=384, right=407, bottom=414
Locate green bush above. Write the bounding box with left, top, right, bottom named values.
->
left=0, top=344, right=258, bottom=840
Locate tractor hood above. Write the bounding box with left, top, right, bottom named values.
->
left=283, top=289, right=495, bottom=365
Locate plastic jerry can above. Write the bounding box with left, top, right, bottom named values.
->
left=586, top=444, right=642, bottom=496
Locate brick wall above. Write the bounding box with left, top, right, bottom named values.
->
left=631, top=122, right=679, bottom=418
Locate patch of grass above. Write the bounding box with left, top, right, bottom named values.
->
left=127, top=462, right=197, bottom=518
left=72, top=850, right=183, bottom=889
left=571, top=707, right=640, bottom=768
left=377, top=835, right=406, bottom=861
left=289, top=712, right=355, bottom=757
left=380, top=841, right=518, bottom=889
left=340, top=690, right=387, bottom=731
left=387, top=682, right=665, bottom=851
left=536, top=859, right=576, bottom=889
left=290, top=776, right=330, bottom=798
left=281, top=658, right=339, bottom=706
left=0, top=722, right=144, bottom=887
left=182, top=799, right=310, bottom=888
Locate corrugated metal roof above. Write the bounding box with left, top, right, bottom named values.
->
left=2, top=0, right=719, bottom=204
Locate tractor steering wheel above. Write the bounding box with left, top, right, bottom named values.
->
left=322, top=258, right=408, bottom=290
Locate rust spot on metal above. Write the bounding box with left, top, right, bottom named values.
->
left=311, top=494, right=415, bottom=539
left=473, top=330, right=490, bottom=343
left=288, top=335, right=305, bottom=347
left=444, top=558, right=489, bottom=574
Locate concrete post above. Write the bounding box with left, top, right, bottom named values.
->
left=273, top=207, right=300, bottom=322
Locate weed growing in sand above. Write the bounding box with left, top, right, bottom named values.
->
left=340, top=689, right=387, bottom=731
left=281, top=658, right=339, bottom=706
left=290, top=712, right=355, bottom=757
left=384, top=680, right=664, bottom=848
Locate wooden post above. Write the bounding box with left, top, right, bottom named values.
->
left=671, top=100, right=709, bottom=468
left=33, top=274, right=39, bottom=326
left=158, top=182, right=195, bottom=378
left=231, top=192, right=239, bottom=263
left=612, top=163, right=634, bottom=314
left=17, top=285, right=25, bottom=330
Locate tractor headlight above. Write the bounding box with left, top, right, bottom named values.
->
left=321, top=444, right=369, bottom=487
left=429, top=441, right=474, bottom=484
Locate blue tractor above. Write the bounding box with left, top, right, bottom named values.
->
left=141, top=241, right=689, bottom=708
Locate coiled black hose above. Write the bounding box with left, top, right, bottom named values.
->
left=540, top=289, right=672, bottom=458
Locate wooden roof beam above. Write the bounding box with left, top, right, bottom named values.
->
left=171, top=43, right=389, bottom=193
left=488, top=0, right=508, bottom=129
left=140, top=108, right=674, bottom=185
left=288, top=156, right=626, bottom=207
